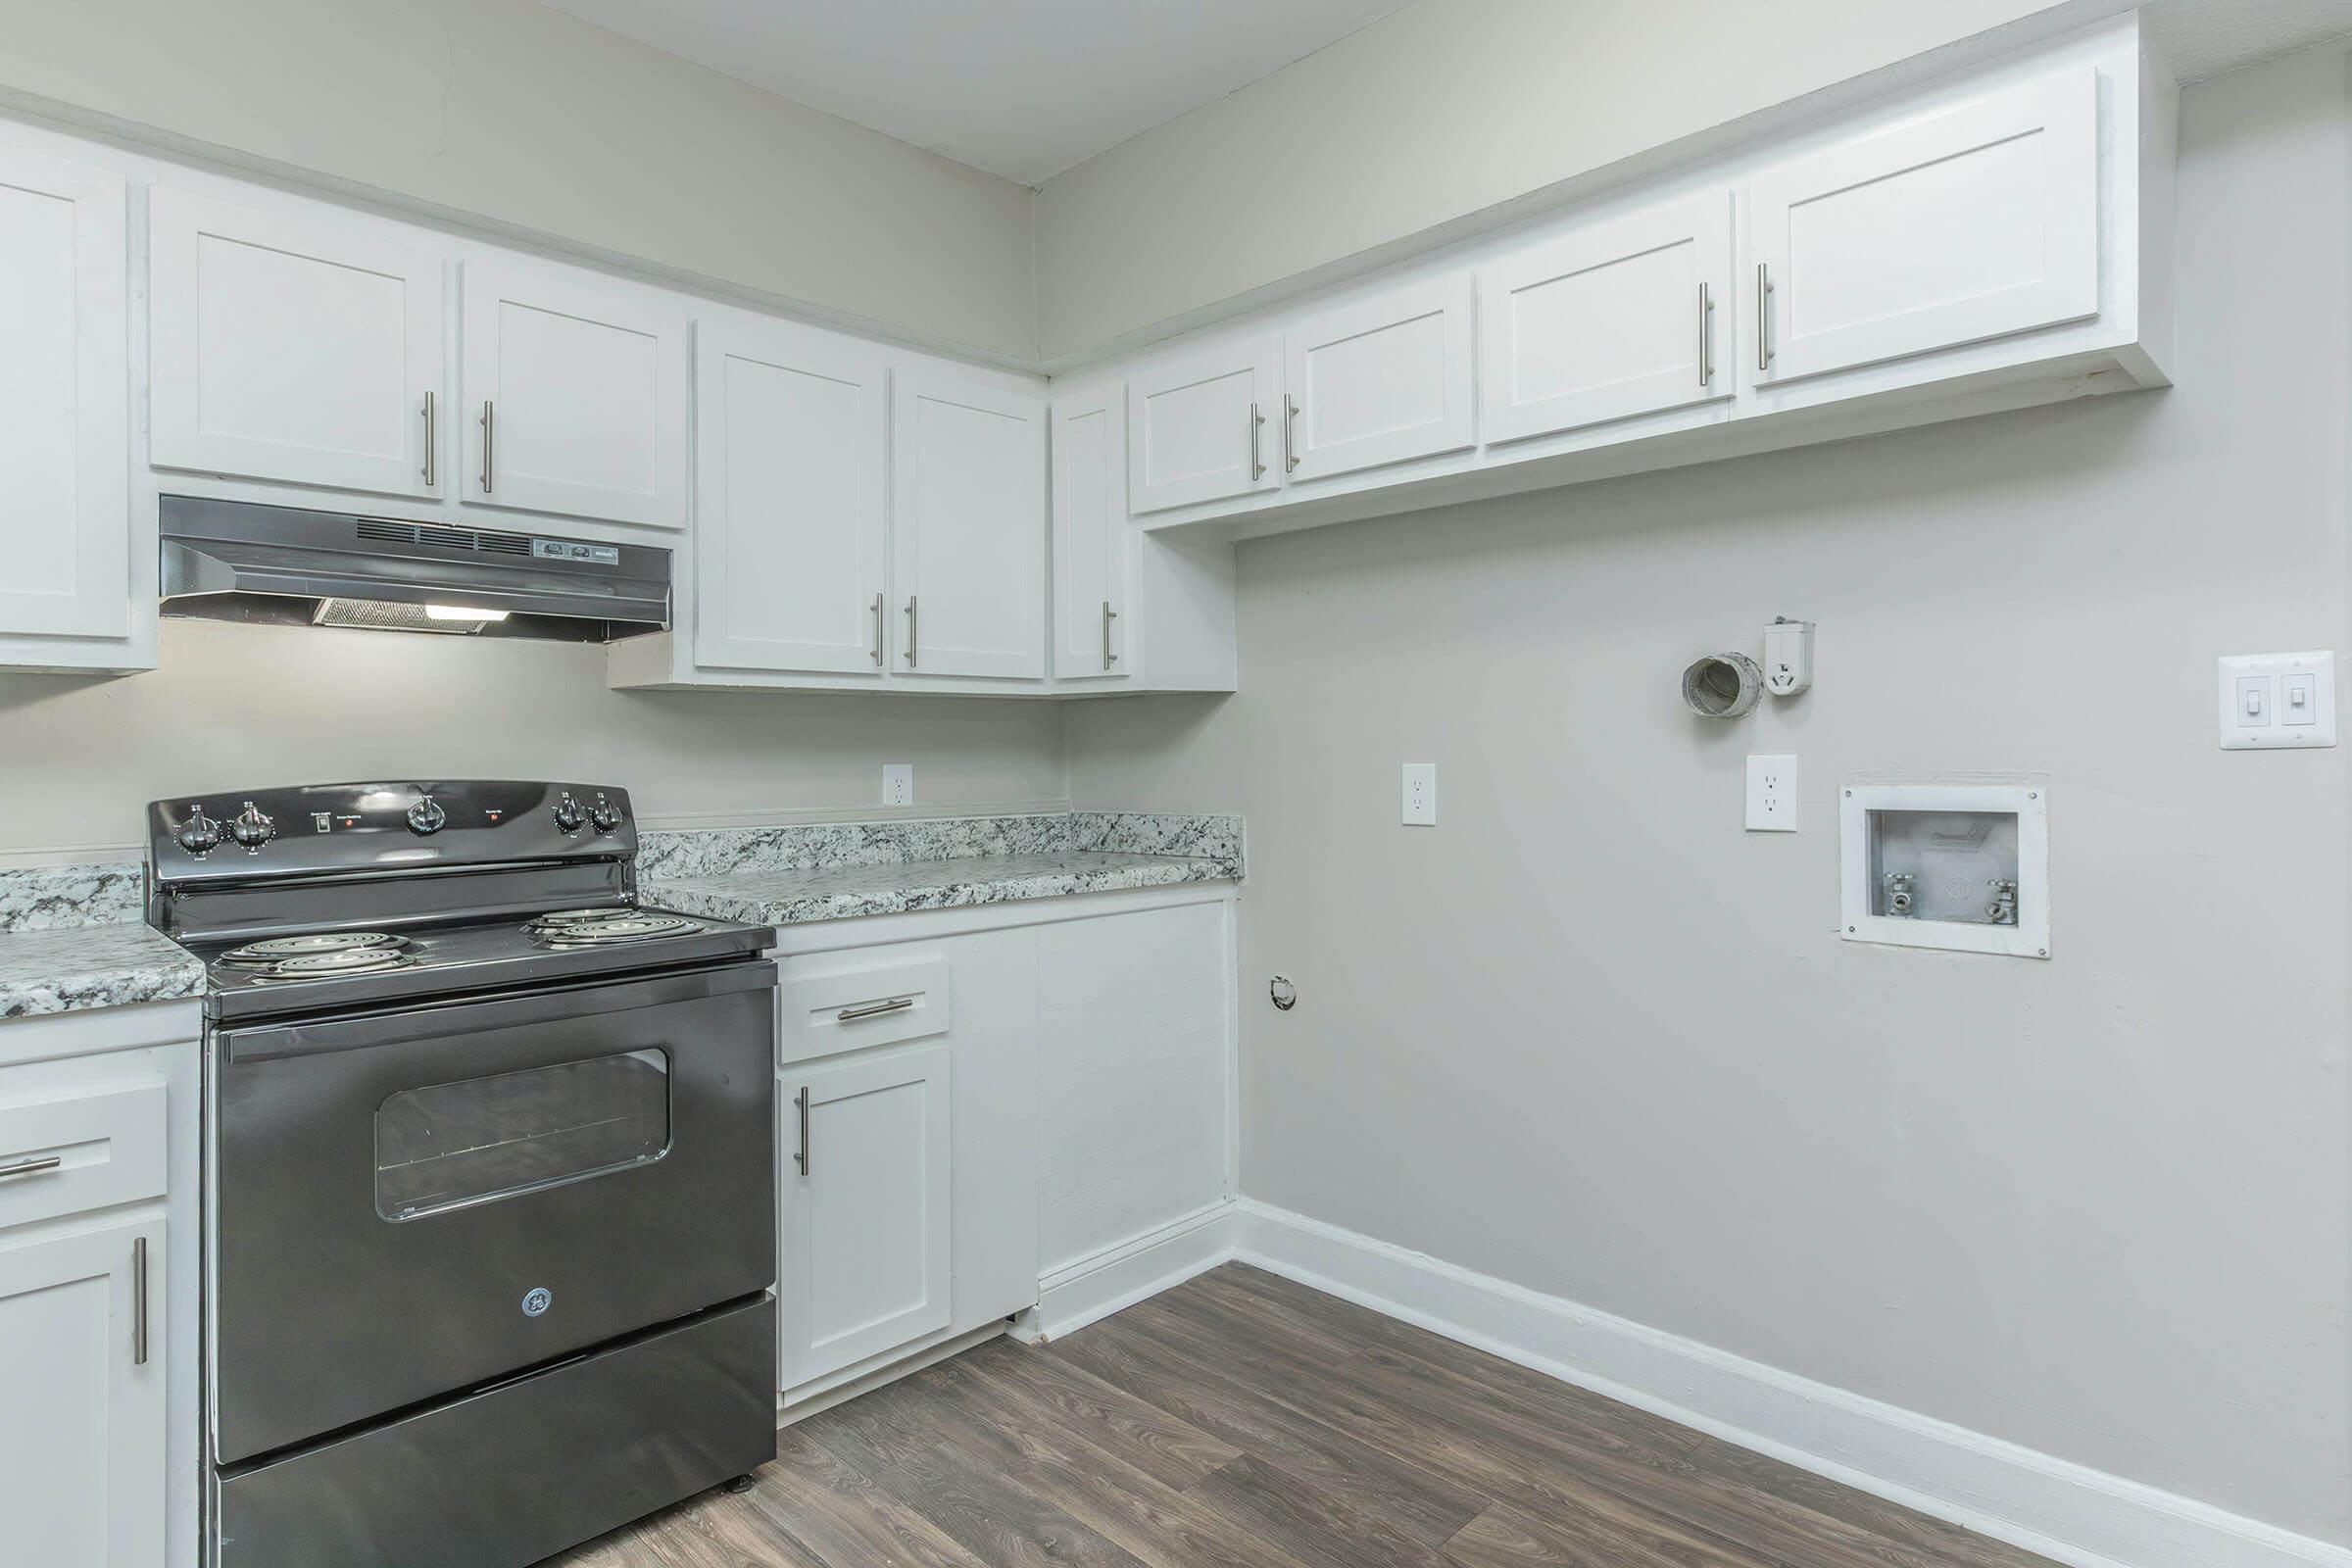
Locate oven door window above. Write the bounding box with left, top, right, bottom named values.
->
left=374, top=1049, right=672, bottom=1221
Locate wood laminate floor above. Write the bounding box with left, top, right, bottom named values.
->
left=543, top=1263, right=2059, bottom=1568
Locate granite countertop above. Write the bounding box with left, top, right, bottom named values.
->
left=649, top=847, right=1238, bottom=927
left=639, top=810, right=1244, bottom=927
left=0, top=920, right=205, bottom=1020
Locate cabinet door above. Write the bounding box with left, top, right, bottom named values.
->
left=694, top=318, right=887, bottom=674
left=779, top=1046, right=952, bottom=1391
left=1051, top=389, right=1129, bottom=680
left=1126, top=334, right=1279, bottom=514
left=0, top=146, right=126, bottom=641
left=891, top=367, right=1046, bottom=681
left=1749, top=70, right=2096, bottom=386
left=461, top=259, right=687, bottom=528
left=0, top=1218, right=165, bottom=1568
left=1479, top=191, right=1734, bottom=443
left=149, top=186, right=444, bottom=498
left=1282, top=275, right=1474, bottom=480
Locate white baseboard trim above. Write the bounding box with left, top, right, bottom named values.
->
left=1232, top=1199, right=2351, bottom=1568
left=1032, top=1199, right=1239, bottom=1342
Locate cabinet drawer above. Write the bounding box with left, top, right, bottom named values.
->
left=0, top=1081, right=165, bottom=1233
left=778, top=954, right=951, bottom=1066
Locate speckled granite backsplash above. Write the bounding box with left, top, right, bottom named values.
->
left=637, top=811, right=1243, bottom=881
left=0, top=862, right=145, bottom=934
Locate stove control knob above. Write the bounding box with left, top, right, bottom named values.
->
left=590, top=794, right=621, bottom=834
left=551, top=792, right=586, bottom=833
left=176, top=805, right=221, bottom=857
left=230, top=801, right=274, bottom=851
left=406, top=796, right=447, bottom=836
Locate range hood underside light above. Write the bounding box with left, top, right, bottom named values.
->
left=315, top=599, right=509, bottom=635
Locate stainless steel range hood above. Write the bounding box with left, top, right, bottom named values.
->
left=160, top=496, right=671, bottom=643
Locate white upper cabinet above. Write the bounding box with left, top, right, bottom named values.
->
left=779, top=1045, right=953, bottom=1392
left=461, top=259, right=687, bottom=529
left=1126, top=334, right=1280, bottom=514
left=1051, top=389, right=1129, bottom=680
left=1282, top=275, right=1474, bottom=480
left=149, top=186, right=444, bottom=500
left=0, top=146, right=125, bottom=643
left=1748, top=69, right=2097, bottom=386
left=1480, top=191, right=1734, bottom=443
left=694, top=318, right=888, bottom=675
left=891, top=366, right=1047, bottom=681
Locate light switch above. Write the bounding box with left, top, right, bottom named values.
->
left=2283, top=673, right=2317, bottom=725
left=2219, top=653, right=2336, bottom=750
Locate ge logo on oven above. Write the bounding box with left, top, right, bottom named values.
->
left=520, top=1287, right=553, bottom=1318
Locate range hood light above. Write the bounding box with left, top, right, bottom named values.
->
left=424, top=604, right=511, bottom=622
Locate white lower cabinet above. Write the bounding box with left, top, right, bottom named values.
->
left=772, top=893, right=1234, bottom=1405
left=0, top=1216, right=165, bottom=1568
left=778, top=1045, right=953, bottom=1390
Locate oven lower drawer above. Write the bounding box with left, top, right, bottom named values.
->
left=214, top=1292, right=776, bottom=1568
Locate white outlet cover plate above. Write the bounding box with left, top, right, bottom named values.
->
left=2217, top=652, right=2334, bottom=750
left=1400, top=762, right=1437, bottom=825
left=1745, top=755, right=1797, bottom=831
left=882, top=763, right=913, bottom=805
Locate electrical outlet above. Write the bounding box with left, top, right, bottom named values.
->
left=1401, top=762, right=1437, bottom=826
left=1745, top=755, right=1796, bottom=831
left=882, top=764, right=913, bottom=807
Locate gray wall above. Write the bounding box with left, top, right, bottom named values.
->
left=1066, top=44, right=2352, bottom=1544
left=0, top=0, right=1037, bottom=359
left=0, top=620, right=1067, bottom=862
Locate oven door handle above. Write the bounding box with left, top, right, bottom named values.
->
left=221, top=959, right=778, bottom=1064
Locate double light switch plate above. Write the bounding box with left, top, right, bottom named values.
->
left=2217, top=653, right=2335, bottom=750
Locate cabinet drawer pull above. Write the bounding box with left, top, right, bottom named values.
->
left=904, top=596, right=918, bottom=667
left=1282, top=394, right=1299, bottom=473
left=869, top=593, right=885, bottom=665
left=479, top=399, right=495, bottom=493
left=1102, top=600, right=1118, bottom=669
left=421, top=390, right=436, bottom=486
left=0, top=1154, right=61, bottom=1180
left=1249, top=401, right=1265, bottom=480
left=1756, top=264, right=1773, bottom=371
left=836, top=997, right=914, bottom=1022
left=794, top=1087, right=810, bottom=1176
left=133, top=1235, right=149, bottom=1366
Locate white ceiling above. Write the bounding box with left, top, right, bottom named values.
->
left=538, top=0, right=1406, bottom=186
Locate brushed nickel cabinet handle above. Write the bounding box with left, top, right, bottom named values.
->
left=869, top=593, right=884, bottom=665
left=133, top=1236, right=149, bottom=1366
left=904, top=596, right=918, bottom=667
left=1249, top=401, right=1265, bottom=480
left=421, top=390, right=436, bottom=486
left=794, top=1087, right=810, bottom=1176
left=479, top=400, right=495, bottom=493
left=1699, top=282, right=1714, bottom=386
left=0, top=1154, right=61, bottom=1180
left=1282, top=394, right=1299, bottom=473
left=1102, top=600, right=1119, bottom=669
left=836, top=997, right=913, bottom=1022
left=1757, top=264, right=1773, bottom=372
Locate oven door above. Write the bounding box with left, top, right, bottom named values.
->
left=210, top=960, right=776, bottom=1465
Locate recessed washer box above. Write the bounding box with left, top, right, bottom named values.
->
left=1840, top=783, right=2048, bottom=959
